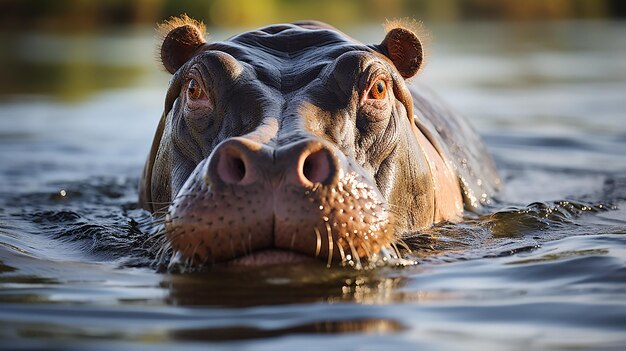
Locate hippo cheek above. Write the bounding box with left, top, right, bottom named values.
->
left=164, top=139, right=393, bottom=266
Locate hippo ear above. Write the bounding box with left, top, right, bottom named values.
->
left=377, top=20, right=425, bottom=79
left=158, top=14, right=208, bottom=74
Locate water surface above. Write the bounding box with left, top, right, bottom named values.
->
left=1, top=21, right=626, bottom=350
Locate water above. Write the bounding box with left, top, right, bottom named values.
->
left=1, top=21, right=626, bottom=350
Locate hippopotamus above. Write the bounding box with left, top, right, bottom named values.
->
left=139, top=15, right=501, bottom=267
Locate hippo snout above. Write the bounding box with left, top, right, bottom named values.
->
left=165, top=136, right=392, bottom=266
left=208, top=138, right=338, bottom=188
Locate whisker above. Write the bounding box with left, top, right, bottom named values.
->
left=155, top=241, right=172, bottom=267
left=151, top=241, right=167, bottom=261
left=147, top=233, right=168, bottom=254
left=167, top=250, right=183, bottom=272
left=325, top=222, right=333, bottom=268
left=358, top=239, right=372, bottom=267
left=390, top=241, right=402, bottom=259
left=347, top=236, right=362, bottom=270
left=146, top=200, right=174, bottom=206
left=164, top=228, right=188, bottom=243
left=143, top=223, right=168, bottom=237
left=143, top=218, right=165, bottom=228
left=336, top=237, right=347, bottom=266
left=314, top=227, right=322, bottom=258
left=395, top=238, right=412, bottom=254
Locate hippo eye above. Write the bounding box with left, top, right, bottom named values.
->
left=187, top=78, right=205, bottom=100
left=368, top=79, right=387, bottom=100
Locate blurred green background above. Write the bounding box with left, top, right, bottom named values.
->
left=0, top=0, right=624, bottom=101
left=2, top=0, right=625, bottom=29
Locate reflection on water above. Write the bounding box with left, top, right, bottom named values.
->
left=1, top=21, right=626, bottom=350
left=0, top=31, right=158, bottom=101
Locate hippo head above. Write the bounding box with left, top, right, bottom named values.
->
left=139, top=16, right=464, bottom=267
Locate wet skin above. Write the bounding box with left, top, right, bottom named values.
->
left=139, top=17, right=501, bottom=267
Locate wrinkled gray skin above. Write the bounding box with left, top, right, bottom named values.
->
left=139, top=20, right=500, bottom=266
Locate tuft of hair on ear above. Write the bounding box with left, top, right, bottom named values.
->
left=383, top=18, right=431, bottom=76
left=157, top=13, right=207, bottom=43
left=156, top=14, right=208, bottom=73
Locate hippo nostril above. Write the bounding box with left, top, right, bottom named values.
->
left=302, top=149, right=332, bottom=184
left=217, top=150, right=247, bottom=184
left=232, top=157, right=246, bottom=181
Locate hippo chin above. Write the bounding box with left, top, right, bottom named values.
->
left=139, top=16, right=501, bottom=268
